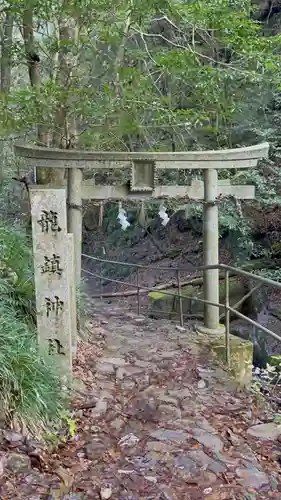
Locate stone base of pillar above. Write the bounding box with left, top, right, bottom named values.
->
left=196, top=324, right=225, bottom=335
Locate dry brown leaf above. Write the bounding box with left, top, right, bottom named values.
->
left=225, top=428, right=240, bottom=446
left=107, top=447, right=121, bottom=461
left=0, top=454, right=6, bottom=477
left=49, top=465, right=75, bottom=498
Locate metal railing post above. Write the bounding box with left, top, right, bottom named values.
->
left=100, top=261, right=103, bottom=299
left=136, top=267, right=140, bottom=316
left=176, top=269, right=184, bottom=327
left=225, top=270, right=230, bottom=368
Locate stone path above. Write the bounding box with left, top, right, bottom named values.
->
left=1, top=300, right=281, bottom=499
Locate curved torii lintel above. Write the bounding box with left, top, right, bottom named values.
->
left=14, top=142, right=269, bottom=169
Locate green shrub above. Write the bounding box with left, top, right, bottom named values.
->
left=0, top=303, right=66, bottom=434
left=0, top=224, right=35, bottom=323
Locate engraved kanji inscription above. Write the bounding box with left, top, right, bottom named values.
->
left=37, top=210, right=62, bottom=233
left=45, top=296, right=64, bottom=317
left=41, top=254, right=63, bottom=276
left=48, top=338, right=65, bottom=355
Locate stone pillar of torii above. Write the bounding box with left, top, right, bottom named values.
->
left=15, top=142, right=269, bottom=376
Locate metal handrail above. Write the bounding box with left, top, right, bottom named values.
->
left=81, top=253, right=281, bottom=368
left=82, top=252, right=281, bottom=289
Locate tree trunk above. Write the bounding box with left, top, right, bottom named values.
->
left=52, top=16, right=78, bottom=150
left=51, top=15, right=78, bottom=187
left=22, top=7, right=62, bottom=185
left=52, top=16, right=82, bottom=281
left=1, top=12, right=14, bottom=94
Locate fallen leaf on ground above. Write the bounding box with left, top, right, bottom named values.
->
left=49, top=465, right=74, bottom=498
left=225, top=428, right=240, bottom=446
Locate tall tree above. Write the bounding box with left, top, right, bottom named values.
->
left=1, top=10, right=14, bottom=94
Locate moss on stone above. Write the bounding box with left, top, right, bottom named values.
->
left=268, top=355, right=281, bottom=368
left=162, top=278, right=246, bottom=318
left=149, top=290, right=172, bottom=300
left=148, top=278, right=247, bottom=324
left=148, top=289, right=176, bottom=320
left=209, top=334, right=253, bottom=388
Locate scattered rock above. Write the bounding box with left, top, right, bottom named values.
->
left=132, top=455, right=158, bottom=469
left=144, top=475, right=157, bottom=483
left=159, top=404, right=181, bottom=420
left=99, top=390, right=114, bottom=401
left=168, top=388, right=191, bottom=399
left=191, top=428, right=224, bottom=453
left=158, top=351, right=179, bottom=359
left=126, top=397, right=158, bottom=422
left=146, top=441, right=175, bottom=453
left=195, top=417, right=217, bottom=433
left=231, top=443, right=260, bottom=467
left=175, top=325, right=186, bottom=332
left=159, top=485, right=179, bottom=499
left=3, top=431, right=25, bottom=446
left=134, top=316, right=146, bottom=323
left=98, top=380, right=116, bottom=391
left=157, top=393, right=178, bottom=405
left=196, top=366, right=213, bottom=380
left=135, top=374, right=150, bottom=390
left=203, top=488, right=212, bottom=495
left=134, top=360, right=152, bottom=368
left=95, top=362, right=115, bottom=374
left=72, top=378, right=88, bottom=395
left=118, top=433, right=139, bottom=447
left=101, top=357, right=127, bottom=366
left=62, top=496, right=85, bottom=500
left=197, top=379, right=206, bottom=389
left=150, top=429, right=189, bottom=442
left=6, top=453, right=31, bottom=473
left=174, top=455, right=198, bottom=474
left=121, top=380, right=135, bottom=391
left=116, top=367, right=125, bottom=380
left=91, top=400, right=108, bottom=417
left=85, top=439, right=107, bottom=461
left=117, top=366, right=144, bottom=380
left=236, top=467, right=269, bottom=489
left=247, top=422, right=281, bottom=441
left=110, top=418, right=124, bottom=431
left=100, top=486, right=112, bottom=499
left=188, top=449, right=226, bottom=474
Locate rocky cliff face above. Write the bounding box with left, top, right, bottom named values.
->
left=255, top=1, right=281, bottom=33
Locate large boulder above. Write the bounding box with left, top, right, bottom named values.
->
left=148, top=278, right=247, bottom=321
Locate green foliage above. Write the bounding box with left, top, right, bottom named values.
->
left=0, top=221, right=67, bottom=435
left=268, top=355, right=281, bottom=369
left=1, top=0, right=280, bottom=151
left=44, top=412, right=77, bottom=450
left=76, top=279, right=92, bottom=320
left=0, top=223, right=36, bottom=323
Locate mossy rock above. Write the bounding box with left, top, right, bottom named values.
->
left=182, top=278, right=245, bottom=316
left=200, top=332, right=253, bottom=388
left=174, top=285, right=201, bottom=316
left=148, top=290, right=176, bottom=320
left=150, top=278, right=246, bottom=320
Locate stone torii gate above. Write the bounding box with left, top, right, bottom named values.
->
left=15, top=142, right=269, bottom=333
